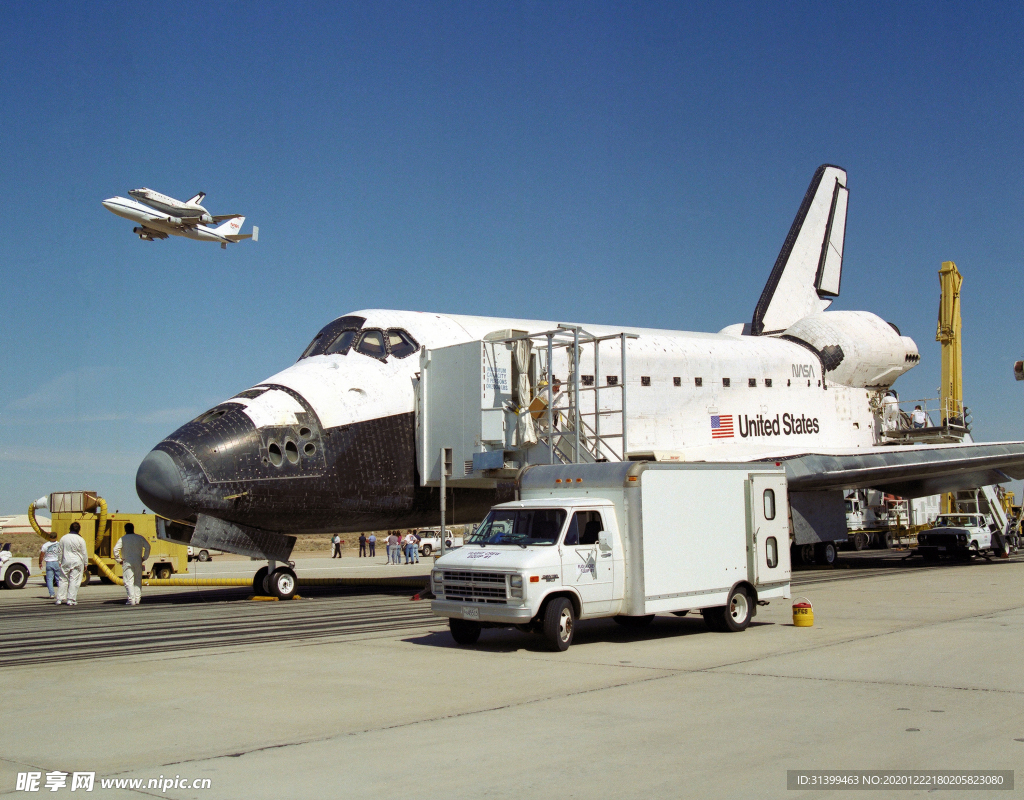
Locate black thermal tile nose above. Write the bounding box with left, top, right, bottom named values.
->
left=136, top=449, right=191, bottom=520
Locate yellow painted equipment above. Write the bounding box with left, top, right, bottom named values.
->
left=28, top=491, right=429, bottom=593
left=936, top=261, right=964, bottom=514
left=792, top=598, right=814, bottom=627
left=32, top=491, right=187, bottom=583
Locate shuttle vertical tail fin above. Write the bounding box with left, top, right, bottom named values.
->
left=750, top=164, right=849, bottom=335
left=187, top=192, right=206, bottom=206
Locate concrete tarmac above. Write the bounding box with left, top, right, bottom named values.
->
left=1, top=554, right=1022, bottom=799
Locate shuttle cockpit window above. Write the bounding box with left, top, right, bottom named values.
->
left=297, top=315, right=366, bottom=361
left=324, top=329, right=358, bottom=356
left=466, top=508, right=566, bottom=546
left=386, top=329, right=419, bottom=359
left=355, top=329, right=387, bottom=359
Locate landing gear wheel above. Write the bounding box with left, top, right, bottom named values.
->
left=543, top=597, right=575, bottom=651
left=269, top=567, right=297, bottom=600
left=252, top=567, right=269, bottom=595
left=449, top=618, right=482, bottom=645
left=421, top=544, right=432, bottom=557
left=197, top=550, right=210, bottom=562
left=613, top=614, right=655, bottom=628
left=853, top=532, right=868, bottom=551
left=4, top=565, right=28, bottom=590
left=815, top=541, right=838, bottom=566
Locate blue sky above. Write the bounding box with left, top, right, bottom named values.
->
left=2, top=2, right=1022, bottom=513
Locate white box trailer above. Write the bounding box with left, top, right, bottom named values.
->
left=431, top=461, right=791, bottom=651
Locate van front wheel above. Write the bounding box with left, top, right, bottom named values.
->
left=543, top=597, right=575, bottom=651
left=449, top=618, right=481, bottom=645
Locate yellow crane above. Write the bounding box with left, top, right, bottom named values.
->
left=936, top=260, right=963, bottom=514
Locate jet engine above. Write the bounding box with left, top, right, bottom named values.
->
left=781, top=310, right=919, bottom=388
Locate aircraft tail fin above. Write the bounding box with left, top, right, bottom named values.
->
left=213, top=216, right=245, bottom=235
left=750, top=164, right=848, bottom=335
left=218, top=218, right=256, bottom=244
left=187, top=192, right=206, bottom=206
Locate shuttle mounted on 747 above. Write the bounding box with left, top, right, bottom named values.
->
left=103, top=188, right=257, bottom=249
left=134, top=164, right=1024, bottom=576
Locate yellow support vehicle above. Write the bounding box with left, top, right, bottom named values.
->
left=33, top=491, right=186, bottom=583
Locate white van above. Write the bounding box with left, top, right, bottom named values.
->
left=431, top=462, right=791, bottom=651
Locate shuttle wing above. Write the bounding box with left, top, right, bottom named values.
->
left=769, top=441, right=1024, bottom=498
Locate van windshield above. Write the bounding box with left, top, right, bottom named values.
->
left=466, top=509, right=566, bottom=546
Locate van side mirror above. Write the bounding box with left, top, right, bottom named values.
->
left=598, top=530, right=610, bottom=549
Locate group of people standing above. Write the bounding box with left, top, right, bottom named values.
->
left=385, top=530, right=421, bottom=564
left=37, top=522, right=151, bottom=607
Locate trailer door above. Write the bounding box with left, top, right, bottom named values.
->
left=748, top=474, right=790, bottom=585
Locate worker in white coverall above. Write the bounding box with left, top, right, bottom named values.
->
left=113, top=522, right=151, bottom=606
left=55, top=521, right=89, bottom=606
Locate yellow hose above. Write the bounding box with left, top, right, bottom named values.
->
left=28, top=500, right=48, bottom=541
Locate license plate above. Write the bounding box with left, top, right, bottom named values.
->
left=461, top=606, right=480, bottom=620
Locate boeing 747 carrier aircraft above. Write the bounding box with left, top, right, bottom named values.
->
left=136, top=165, right=1024, bottom=586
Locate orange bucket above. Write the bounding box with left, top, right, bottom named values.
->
left=792, top=597, right=814, bottom=627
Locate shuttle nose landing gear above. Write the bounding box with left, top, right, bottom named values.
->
left=252, top=562, right=298, bottom=600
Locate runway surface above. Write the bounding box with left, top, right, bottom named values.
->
left=4, top=550, right=1022, bottom=800
left=0, top=549, right=996, bottom=669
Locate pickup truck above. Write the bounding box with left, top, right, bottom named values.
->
left=415, top=530, right=463, bottom=556
left=916, top=513, right=994, bottom=560
left=431, top=461, right=791, bottom=651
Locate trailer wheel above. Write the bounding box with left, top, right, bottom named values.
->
left=613, top=614, right=655, bottom=628
left=449, top=618, right=481, bottom=645
left=543, top=597, right=575, bottom=651
left=881, top=531, right=894, bottom=549
left=252, top=567, right=269, bottom=595
left=269, top=567, right=297, bottom=600
left=815, top=542, right=838, bottom=566
left=798, top=544, right=815, bottom=565
left=4, top=565, right=28, bottom=590
left=853, top=532, right=868, bottom=551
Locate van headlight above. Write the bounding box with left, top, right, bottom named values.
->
left=509, top=574, right=523, bottom=598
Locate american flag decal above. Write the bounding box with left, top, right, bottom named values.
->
left=710, top=415, right=734, bottom=439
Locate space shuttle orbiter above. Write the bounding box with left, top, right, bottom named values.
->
left=135, top=165, right=1024, bottom=570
